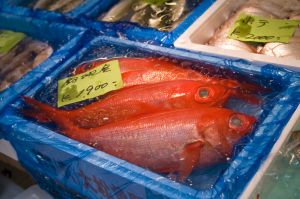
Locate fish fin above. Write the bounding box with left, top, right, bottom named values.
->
left=22, top=96, right=71, bottom=131
left=20, top=109, right=52, bottom=123
left=178, top=140, right=204, bottom=181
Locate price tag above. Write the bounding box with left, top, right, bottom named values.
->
left=228, top=14, right=300, bottom=43
left=57, top=60, right=123, bottom=107
left=0, top=30, right=26, bottom=54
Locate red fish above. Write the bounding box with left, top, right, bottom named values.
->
left=73, top=57, right=264, bottom=93
left=23, top=80, right=259, bottom=129
left=46, top=107, right=256, bottom=180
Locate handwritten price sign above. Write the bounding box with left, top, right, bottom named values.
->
left=0, top=30, right=25, bottom=54
left=228, top=14, right=300, bottom=43
left=57, top=60, right=123, bottom=107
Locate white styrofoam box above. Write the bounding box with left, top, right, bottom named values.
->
left=0, top=175, right=23, bottom=199
left=13, top=185, right=53, bottom=199
left=240, top=105, right=300, bottom=199
left=0, top=139, right=18, bottom=160
left=174, top=0, right=300, bottom=71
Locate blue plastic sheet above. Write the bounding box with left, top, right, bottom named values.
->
left=0, top=10, right=88, bottom=139
left=1, top=36, right=300, bottom=199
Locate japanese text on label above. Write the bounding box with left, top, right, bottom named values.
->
left=228, top=14, right=300, bottom=43
left=57, top=60, right=123, bottom=107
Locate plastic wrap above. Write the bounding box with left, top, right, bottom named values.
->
left=1, top=36, right=300, bottom=199
left=0, top=10, right=88, bottom=141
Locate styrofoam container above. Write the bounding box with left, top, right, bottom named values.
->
left=0, top=139, right=18, bottom=161
left=240, top=105, right=300, bottom=199
left=174, top=0, right=300, bottom=71
left=14, top=185, right=53, bottom=199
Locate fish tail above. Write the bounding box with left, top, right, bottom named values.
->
left=22, top=96, right=72, bottom=131
left=20, top=109, right=52, bottom=123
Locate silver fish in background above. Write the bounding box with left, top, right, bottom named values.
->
left=100, top=0, right=187, bottom=32
left=57, top=0, right=85, bottom=13
left=245, top=0, right=291, bottom=18
left=31, top=0, right=84, bottom=13
left=259, top=15, right=300, bottom=59
left=101, top=0, right=134, bottom=22
left=32, top=0, right=52, bottom=9
left=281, top=131, right=300, bottom=166
left=208, top=0, right=300, bottom=55
left=208, top=5, right=275, bottom=53
left=0, top=38, right=53, bottom=92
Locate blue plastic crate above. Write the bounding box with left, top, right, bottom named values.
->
left=0, top=11, right=88, bottom=137
left=79, top=0, right=216, bottom=46
left=1, top=36, right=300, bottom=199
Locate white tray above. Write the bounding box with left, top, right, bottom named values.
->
left=240, top=105, right=300, bottom=199
left=174, top=0, right=300, bottom=71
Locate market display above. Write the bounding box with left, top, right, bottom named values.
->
left=0, top=30, right=53, bottom=92
left=0, top=0, right=300, bottom=198
left=99, top=0, right=202, bottom=31
left=208, top=0, right=300, bottom=59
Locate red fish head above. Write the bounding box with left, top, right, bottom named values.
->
left=196, top=108, right=256, bottom=168
left=223, top=111, right=257, bottom=154
left=194, top=80, right=261, bottom=106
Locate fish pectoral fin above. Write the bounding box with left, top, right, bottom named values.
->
left=177, top=140, right=204, bottom=181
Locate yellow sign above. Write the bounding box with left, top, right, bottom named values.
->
left=57, top=60, right=123, bottom=107
left=0, top=30, right=25, bottom=54
left=228, top=14, right=300, bottom=43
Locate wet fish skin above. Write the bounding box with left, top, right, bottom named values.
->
left=259, top=43, right=300, bottom=59
left=246, top=0, right=290, bottom=18
left=101, top=0, right=134, bottom=22
left=22, top=79, right=259, bottom=128
left=0, top=39, right=53, bottom=92
left=57, top=0, right=84, bottom=13
left=47, top=0, right=74, bottom=11
left=259, top=15, right=300, bottom=59
left=0, top=39, right=50, bottom=78
left=51, top=108, right=255, bottom=180
left=32, top=46, right=53, bottom=67
left=73, top=57, right=264, bottom=95
left=32, top=0, right=53, bottom=9
left=0, top=38, right=32, bottom=70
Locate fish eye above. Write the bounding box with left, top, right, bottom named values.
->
left=195, top=87, right=216, bottom=103
left=198, top=88, right=209, bottom=98
left=230, top=116, right=242, bottom=127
